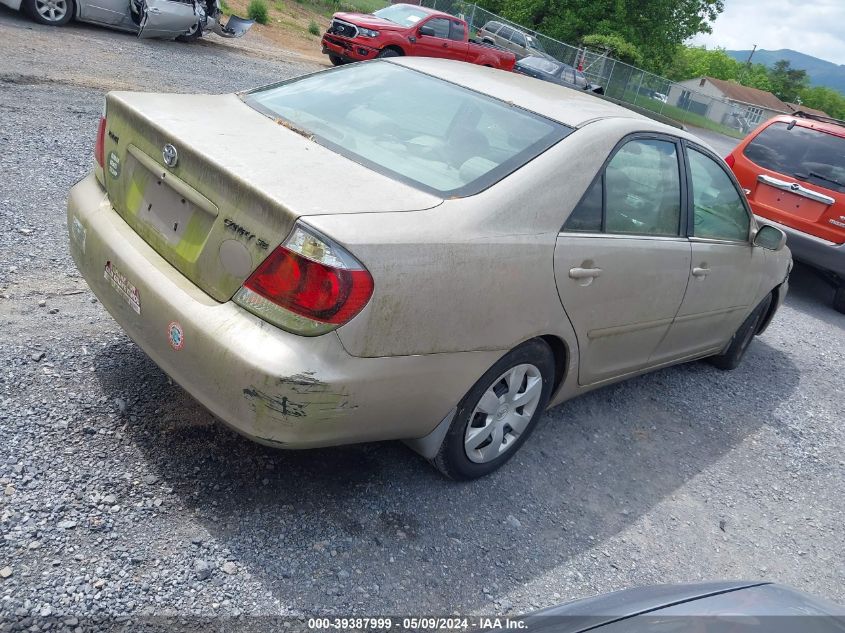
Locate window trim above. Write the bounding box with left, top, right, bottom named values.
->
left=682, top=140, right=756, bottom=244
left=560, top=132, right=689, bottom=239
left=422, top=16, right=451, bottom=40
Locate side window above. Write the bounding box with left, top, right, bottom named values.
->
left=561, top=68, right=575, bottom=84
left=449, top=20, right=465, bottom=41
left=485, top=22, right=500, bottom=34
left=498, top=26, right=514, bottom=40
left=510, top=31, right=526, bottom=47
left=563, top=177, right=602, bottom=232
left=687, top=148, right=750, bottom=241
left=605, top=139, right=682, bottom=236
left=425, top=18, right=450, bottom=39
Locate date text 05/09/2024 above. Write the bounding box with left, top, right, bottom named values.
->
left=307, top=617, right=527, bottom=631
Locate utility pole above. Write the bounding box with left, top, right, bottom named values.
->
left=738, top=44, right=757, bottom=84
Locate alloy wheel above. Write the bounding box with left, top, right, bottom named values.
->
left=34, top=0, right=68, bottom=22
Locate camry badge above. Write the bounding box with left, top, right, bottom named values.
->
left=162, top=144, right=178, bottom=168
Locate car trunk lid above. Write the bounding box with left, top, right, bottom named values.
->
left=101, top=91, right=441, bottom=302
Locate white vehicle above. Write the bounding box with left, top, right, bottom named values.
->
left=1, top=0, right=253, bottom=40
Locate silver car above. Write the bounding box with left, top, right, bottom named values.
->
left=1, top=0, right=253, bottom=40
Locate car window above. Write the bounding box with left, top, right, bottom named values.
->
left=561, top=68, right=575, bottom=84
left=563, top=177, right=602, bottom=232
left=483, top=21, right=501, bottom=34
left=525, top=35, right=545, bottom=52
left=424, top=18, right=450, bottom=39
left=449, top=20, right=465, bottom=42
left=245, top=62, right=571, bottom=197
left=520, top=57, right=560, bottom=74
left=743, top=122, right=845, bottom=193
left=498, top=26, right=514, bottom=40
left=510, top=31, right=526, bottom=47
left=372, top=4, right=428, bottom=27
left=688, top=148, right=750, bottom=241
left=605, top=139, right=682, bottom=236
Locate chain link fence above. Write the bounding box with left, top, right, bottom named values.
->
left=416, top=0, right=776, bottom=139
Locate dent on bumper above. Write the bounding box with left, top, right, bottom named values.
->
left=67, top=174, right=501, bottom=448
left=757, top=215, right=845, bottom=278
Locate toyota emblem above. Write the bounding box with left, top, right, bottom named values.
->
left=790, top=182, right=800, bottom=191
left=162, top=144, right=178, bottom=168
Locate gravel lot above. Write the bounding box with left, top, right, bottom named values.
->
left=1, top=8, right=844, bottom=629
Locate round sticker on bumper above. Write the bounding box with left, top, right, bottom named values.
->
left=167, top=321, right=184, bottom=351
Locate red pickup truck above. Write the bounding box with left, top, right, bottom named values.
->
left=321, top=3, right=516, bottom=70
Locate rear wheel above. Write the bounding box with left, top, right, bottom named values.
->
left=328, top=53, right=345, bottom=66
left=432, top=339, right=555, bottom=480
left=708, top=294, right=772, bottom=371
left=376, top=47, right=400, bottom=58
left=24, top=0, right=73, bottom=25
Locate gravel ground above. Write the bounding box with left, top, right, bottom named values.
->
left=1, top=8, right=844, bottom=630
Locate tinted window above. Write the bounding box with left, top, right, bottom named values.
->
left=563, top=177, right=602, bottom=232
left=688, top=148, right=750, bottom=241
left=510, top=31, right=526, bottom=47
left=449, top=20, right=465, bottom=42
left=605, top=139, right=681, bottom=236
left=372, top=4, right=428, bottom=27
left=425, top=18, right=450, bottom=39
left=743, top=122, right=845, bottom=193
left=245, top=62, right=571, bottom=197
left=483, top=21, right=501, bottom=33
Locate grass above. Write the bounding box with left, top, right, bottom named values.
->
left=247, top=0, right=270, bottom=24
left=308, top=19, right=320, bottom=35
left=218, top=0, right=231, bottom=14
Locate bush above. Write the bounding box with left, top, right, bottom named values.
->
left=247, top=0, right=269, bottom=24
left=308, top=20, right=320, bottom=36
left=218, top=0, right=231, bottom=13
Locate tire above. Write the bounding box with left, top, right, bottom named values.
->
left=24, top=0, right=73, bottom=25
left=176, top=21, right=202, bottom=42
left=328, top=54, right=345, bottom=66
left=432, top=339, right=555, bottom=480
left=708, top=294, right=772, bottom=371
left=833, top=285, right=845, bottom=315
left=376, top=48, right=401, bottom=58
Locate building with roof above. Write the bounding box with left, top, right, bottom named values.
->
left=666, top=76, right=789, bottom=133
left=784, top=102, right=830, bottom=118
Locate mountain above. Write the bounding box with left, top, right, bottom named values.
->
left=725, top=49, right=845, bottom=94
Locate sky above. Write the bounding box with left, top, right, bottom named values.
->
left=688, top=0, right=845, bottom=66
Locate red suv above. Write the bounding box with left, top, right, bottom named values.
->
left=727, top=112, right=845, bottom=313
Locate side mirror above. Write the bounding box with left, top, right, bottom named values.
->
left=418, top=24, right=435, bottom=37
left=753, top=224, right=787, bottom=251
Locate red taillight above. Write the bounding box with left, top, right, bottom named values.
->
left=724, top=153, right=735, bottom=168
left=94, top=116, right=106, bottom=168
left=234, top=222, right=374, bottom=335
left=244, top=245, right=373, bottom=325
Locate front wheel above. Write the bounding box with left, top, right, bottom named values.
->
left=176, top=21, right=202, bottom=42
left=376, top=48, right=400, bottom=58
left=24, top=0, right=73, bottom=25
left=833, top=285, right=845, bottom=314
left=432, top=339, right=555, bottom=480
left=708, top=294, right=772, bottom=370
left=328, top=53, right=345, bottom=66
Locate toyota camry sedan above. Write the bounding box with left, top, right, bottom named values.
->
left=67, top=58, right=791, bottom=480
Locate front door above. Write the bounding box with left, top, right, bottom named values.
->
left=79, top=0, right=129, bottom=25
left=137, top=0, right=198, bottom=38
left=554, top=136, right=692, bottom=385
left=653, top=144, right=765, bottom=362
left=414, top=17, right=456, bottom=59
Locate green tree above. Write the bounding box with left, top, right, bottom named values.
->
left=797, top=86, right=845, bottom=119
left=767, top=60, right=810, bottom=103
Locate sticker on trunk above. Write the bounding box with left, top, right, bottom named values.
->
left=103, top=260, right=141, bottom=314
left=167, top=321, right=185, bottom=351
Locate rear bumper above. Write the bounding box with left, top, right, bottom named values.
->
left=67, top=173, right=500, bottom=448
left=756, top=216, right=845, bottom=279
left=321, top=34, right=377, bottom=61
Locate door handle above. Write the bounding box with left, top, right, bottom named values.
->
left=569, top=267, right=602, bottom=280
left=441, top=42, right=448, bottom=47
left=692, top=266, right=710, bottom=278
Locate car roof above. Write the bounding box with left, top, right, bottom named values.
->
left=389, top=58, right=697, bottom=135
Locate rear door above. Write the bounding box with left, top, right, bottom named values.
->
left=653, top=142, right=765, bottom=362
left=137, top=0, right=197, bottom=38
left=554, top=135, right=692, bottom=385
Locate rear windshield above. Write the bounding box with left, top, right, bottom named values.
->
left=372, top=4, right=429, bottom=26
left=520, top=56, right=561, bottom=74
left=743, top=121, right=845, bottom=193
left=243, top=62, right=571, bottom=197
left=525, top=35, right=545, bottom=52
